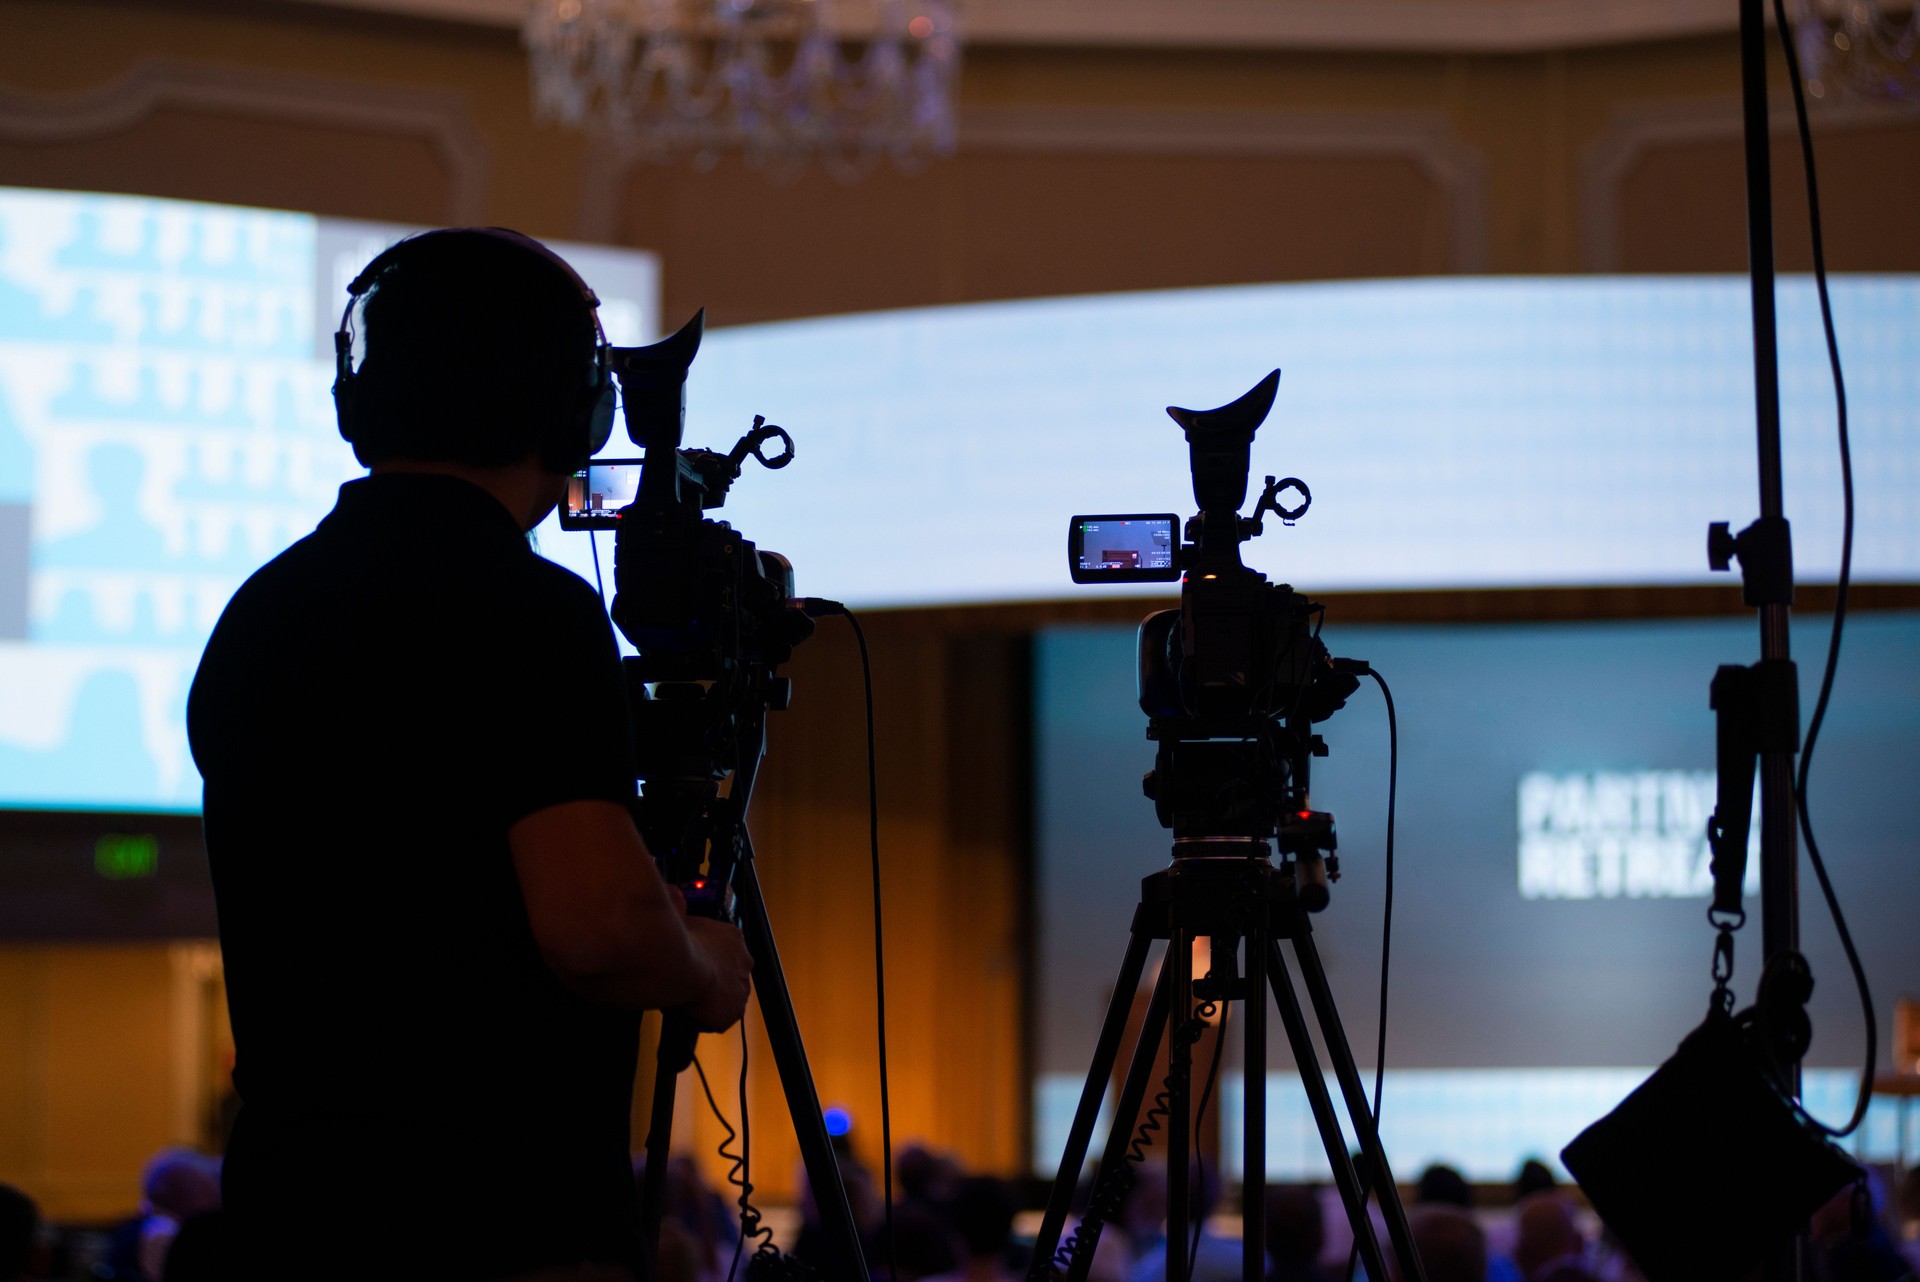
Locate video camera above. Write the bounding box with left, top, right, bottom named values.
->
left=561, top=310, right=816, bottom=902
left=1067, top=371, right=1356, bottom=902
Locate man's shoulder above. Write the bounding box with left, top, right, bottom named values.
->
left=487, top=553, right=615, bottom=661
left=201, top=529, right=328, bottom=640
left=517, top=547, right=605, bottom=609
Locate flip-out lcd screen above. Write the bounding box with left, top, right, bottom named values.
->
left=1067, top=514, right=1180, bottom=583
left=561, top=459, right=645, bottom=530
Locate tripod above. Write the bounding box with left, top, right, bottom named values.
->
left=600, top=317, right=870, bottom=1280
left=1027, top=845, right=1424, bottom=1282
left=630, top=699, right=872, bottom=1282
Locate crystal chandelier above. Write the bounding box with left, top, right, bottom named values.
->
left=1788, top=0, right=1920, bottom=101
left=523, top=0, right=961, bottom=179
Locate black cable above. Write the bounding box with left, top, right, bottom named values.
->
left=1272, top=604, right=1327, bottom=725
left=723, top=1020, right=806, bottom=1281
left=1187, top=999, right=1228, bottom=1276
left=1363, top=668, right=1397, bottom=1143
left=1342, top=664, right=1398, bottom=1282
left=589, top=527, right=606, bottom=603
left=1772, top=0, right=1875, bottom=1139
left=833, top=606, right=898, bottom=1281
left=1050, top=1001, right=1213, bottom=1280
left=687, top=1051, right=758, bottom=1282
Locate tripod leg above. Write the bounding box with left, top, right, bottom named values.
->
left=1028, top=926, right=1156, bottom=1281
left=1289, top=926, right=1424, bottom=1282
left=1264, top=940, right=1394, bottom=1282
left=637, top=1014, right=694, bottom=1282
left=732, top=855, right=873, bottom=1282
left=1166, top=923, right=1192, bottom=1282
left=1241, top=930, right=1267, bottom=1282
left=1060, top=951, right=1175, bottom=1282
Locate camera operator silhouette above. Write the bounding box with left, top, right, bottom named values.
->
left=188, top=229, right=753, bottom=1281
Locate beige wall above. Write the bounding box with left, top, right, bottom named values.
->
left=1, top=0, right=1917, bottom=1217
left=0, top=944, right=226, bottom=1221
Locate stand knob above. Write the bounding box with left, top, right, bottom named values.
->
left=1707, top=521, right=1736, bottom=572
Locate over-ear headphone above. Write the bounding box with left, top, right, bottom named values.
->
left=331, top=227, right=617, bottom=474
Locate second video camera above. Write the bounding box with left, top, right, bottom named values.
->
left=1066, top=371, right=1356, bottom=886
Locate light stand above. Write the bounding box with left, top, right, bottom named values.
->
left=1707, top=0, right=1808, bottom=1272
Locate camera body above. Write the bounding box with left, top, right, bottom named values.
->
left=1068, top=371, right=1353, bottom=881
left=578, top=311, right=814, bottom=902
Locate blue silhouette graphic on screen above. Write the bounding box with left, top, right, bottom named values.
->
left=40, top=579, right=171, bottom=647
left=0, top=188, right=344, bottom=811
left=39, top=443, right=166, bottom=571
left=0, top=220, right=114, bottom=344
left=272, top=375, right=322, bottom=434
left=174, top=450, right=311, bottom=548
left=0, top=384, right=28, bottom=639
left=0, top=669, right=161, bottom=806
left=47, top=361, right=258, bottom=428
left=0, top=382, right=30, bottom=502
left=52, top=206, right=160, bottom=272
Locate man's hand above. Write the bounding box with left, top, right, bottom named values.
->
left=683, top=916, right=753, bottom=1031
left=509, top=799, right=744, bottom=1012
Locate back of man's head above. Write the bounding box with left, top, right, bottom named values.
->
left=1185, top=1158, right=1220, bottom=1222
left=1399, top=1205, right=1485, bottom=1282
left=951, top=1176, right=1018, bottom=1261
left=141, top=1147, right=220, bottom=1220
left=1262, top=1185, right=1324, bottom=1268
left=1513, top=1158, right=1557, bottom=1203
left=348, top=229, right=599, bottom=472
left=1513, top=1192, right=1583, bottom=1276
left=1415, top=1163, right=1473, bottom=1208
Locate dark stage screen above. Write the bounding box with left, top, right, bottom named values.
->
left=1034, top=613, right=1920, bottom=1178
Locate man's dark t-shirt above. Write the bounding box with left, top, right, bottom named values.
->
left=188, top=473, right=642, bottom=1278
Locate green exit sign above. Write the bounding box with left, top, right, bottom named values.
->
left=95, top=834, right=159, bottom=880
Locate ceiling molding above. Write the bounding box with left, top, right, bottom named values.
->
left=0, top=57, right=492, bottom=223
left=960, top=103, right=1488, bottom=270
left=291, top=0, right=1747, bottom=53
left=956, top=0, right=1741, bottom=52
left=575, top=102, right=1488, bottom=271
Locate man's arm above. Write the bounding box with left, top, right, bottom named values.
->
left=509, top=799, right=752, bottom=1028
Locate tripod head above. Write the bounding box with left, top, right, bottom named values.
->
left=593, top=310, right=818, bottom=908
left=1068, top=371, right=1357, bottom=904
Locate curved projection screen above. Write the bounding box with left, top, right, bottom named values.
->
left=0, top=183, right=1916, bottom=812
left=677, top=273, right=1919, bottom=605
left=0, top=188, right=658, bottom=812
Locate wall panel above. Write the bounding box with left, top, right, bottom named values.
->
left=1611, top=116, right=1920, bottom=273
left=0, top=944, right=221, bottom=1223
